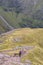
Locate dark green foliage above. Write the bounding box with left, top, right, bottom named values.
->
left=32, top=9, right=43, bottom=21
left=12, top=0, right=24, bottom=17
left=19, top=17, right=43, bottom=28
left=19, top=18, right=32, bottom=28
left=0, top=0, right=43, bottom=32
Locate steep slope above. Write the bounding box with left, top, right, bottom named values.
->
left=0, top=28, right=43, bottom=65
left=0, top=0, right=43, bottom=33
left=0, top=17, right=14, bottom=34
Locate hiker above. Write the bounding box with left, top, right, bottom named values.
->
left=19, top=51, right=22, bottom=57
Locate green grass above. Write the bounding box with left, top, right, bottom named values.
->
left=0, top=6, right=24, bottom=28
left=0, top=19, right=6, bottom=33
left=0, top=6, right=43, bottom=30
left=0, top=18, right=12, bottom=34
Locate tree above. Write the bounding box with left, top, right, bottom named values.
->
left=2, top=0, right=24, bottom=17
left=14, top=0, right=24, bottom=17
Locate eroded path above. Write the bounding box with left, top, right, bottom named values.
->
left=0, top=53, right=31, bottom=65
left=0, top=46, right=34, bottom=65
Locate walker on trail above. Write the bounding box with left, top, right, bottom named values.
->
left=19, top=51, right=22, bottom=57
left=13, top=51, right=22, bottom=57
left=13, top=50, right=26, bottom=57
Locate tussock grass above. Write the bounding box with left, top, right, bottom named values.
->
left=0, top=28, right=43, bottom=65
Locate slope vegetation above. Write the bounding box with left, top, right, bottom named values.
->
left=0, top=28, right=43, bottom=65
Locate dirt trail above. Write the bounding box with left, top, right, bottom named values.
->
left=0, top=53, right=31, bottom=65
left=0, top=46, right=34, bottom=65
left=1, top=46, right=34, bottom=53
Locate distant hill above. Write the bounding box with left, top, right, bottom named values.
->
left=0, top=0, right=43, bottom=34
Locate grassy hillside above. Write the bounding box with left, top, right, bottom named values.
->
left=0, top=19, right=6, bottom=33
left=0, top=28, right=43, bottom=65
left=0, top=18, right=13, bottom=34
left=0, top=1, right=43, bottom=34
left=0, top=7, right=23, bottom=28
left=0, top=0, right=43, bottom=29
